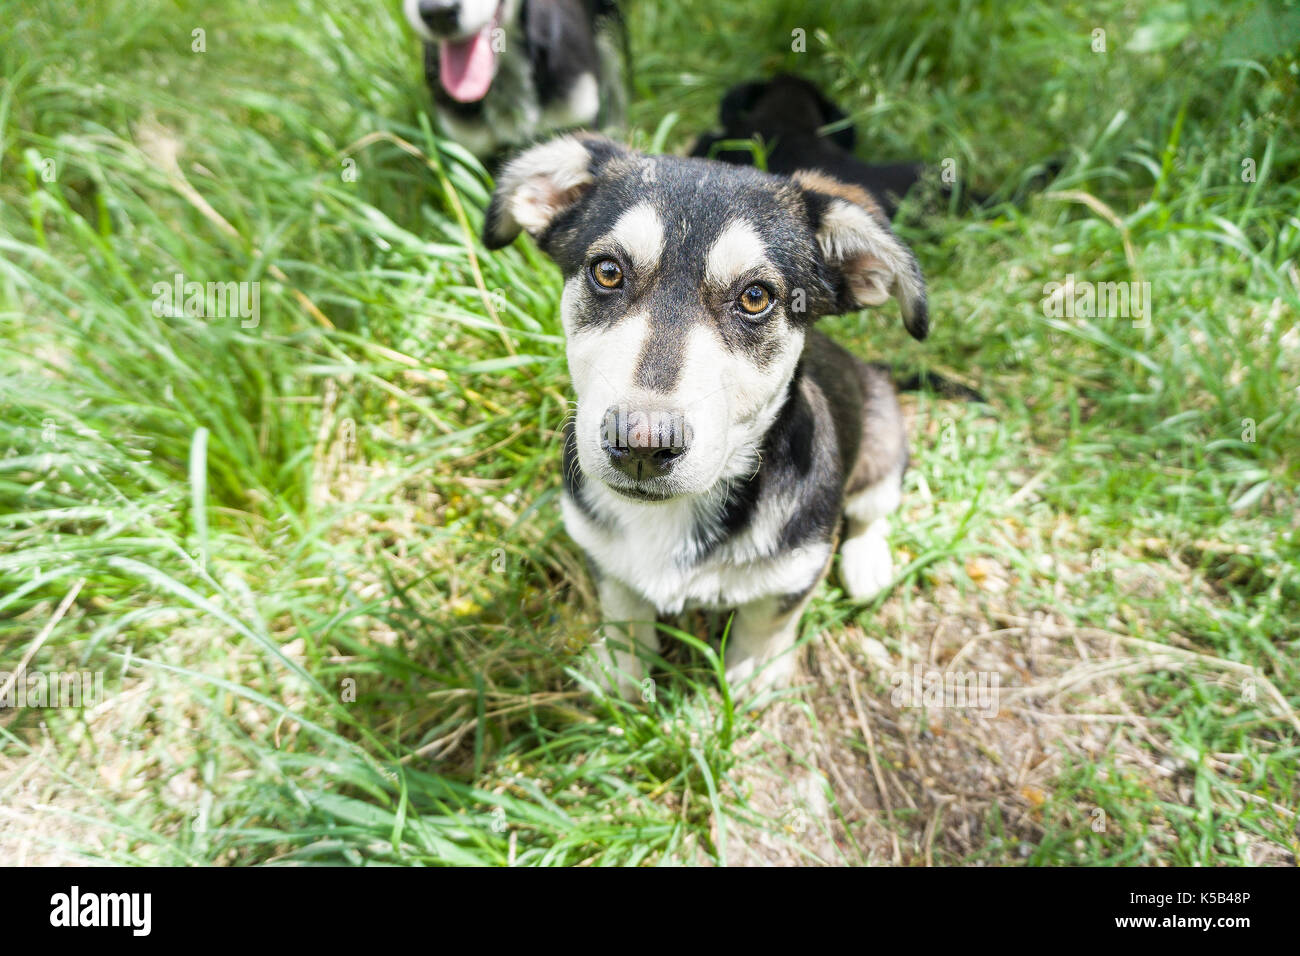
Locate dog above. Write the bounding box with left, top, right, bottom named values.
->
left=483, top=133, right=929, bottom=698
left=691, top=74, right=962, bottom=220
left=404, top=0, right=627, bottom=161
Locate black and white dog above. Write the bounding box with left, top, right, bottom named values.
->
left=404, top=0, right=627, bottom=160
left=484, top=134, right=927, bottom=697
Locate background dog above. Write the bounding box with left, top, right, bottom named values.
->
left=405, top=0, right=627, bottom=161
left=484, top=134, right=928, bottom=696
left=691, top=73, right=975, bottom=220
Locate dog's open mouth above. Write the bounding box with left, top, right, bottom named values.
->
left=438, top=6, right=503, bottom=103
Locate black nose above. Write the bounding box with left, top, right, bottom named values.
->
left=601, top=406, right=691, bottom=482
left=418, top=0, right=460, bottom=33
left=604, top=443, right=687, bottom=482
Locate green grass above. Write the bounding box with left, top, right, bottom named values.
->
left=1, top=0, right=1297, bottom=865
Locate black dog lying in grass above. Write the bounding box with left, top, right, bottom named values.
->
left=690, top=74, right=979, bottom=220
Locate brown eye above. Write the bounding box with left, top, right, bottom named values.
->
left=591, top=258, right=623, bottom=289
left=738, top=284, right=772, bottom=316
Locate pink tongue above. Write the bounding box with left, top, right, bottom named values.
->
left=439, top=29, right=496, bottom=103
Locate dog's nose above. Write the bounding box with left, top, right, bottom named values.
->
left=601, top=405, right=691, bottom=482
left=417, top=0, right=460, bottom=33
left=605, top=443, right=686, bottom=483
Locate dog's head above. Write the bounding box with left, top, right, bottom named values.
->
left=718, top=74, right=856, bottom=151
left=485, top=134, right=927, bottom=503
left=692, top=74, right=856, bottom=163
left=404, top=0, right=511, bottom=102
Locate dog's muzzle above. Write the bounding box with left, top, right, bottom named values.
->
left=600, top=405, right=692, bottom=484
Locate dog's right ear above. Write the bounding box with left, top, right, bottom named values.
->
left=795, top=169, right=929, bottom=339
left=483, top=134, right=622, bottom=250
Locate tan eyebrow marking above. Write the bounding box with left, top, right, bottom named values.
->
left=791, top=168, right=887, bottom=224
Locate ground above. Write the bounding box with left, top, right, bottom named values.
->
left=0, top=0, right=1297, bottom=865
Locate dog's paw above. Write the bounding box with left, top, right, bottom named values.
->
left=582, top=639, right=647, bottom=701
left=724, top=645, right=796, bottom=694
left=839, top=523, right=894, bottom=601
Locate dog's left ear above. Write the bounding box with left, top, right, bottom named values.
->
left=484, top=134, right=623, bottom=250
left=794, top=170, right=929, bottom=340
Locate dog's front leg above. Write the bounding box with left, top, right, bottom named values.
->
left=723, top=593, right=812, bottom=692
left=585, top=576, right=660, bottom=700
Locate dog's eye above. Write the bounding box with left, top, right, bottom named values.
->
left=737, top=284, right=773, bottom=316
left=591, top=258, right=624, bottom=289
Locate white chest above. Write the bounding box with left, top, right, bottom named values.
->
left=561, top=490, right=832, bottom=615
